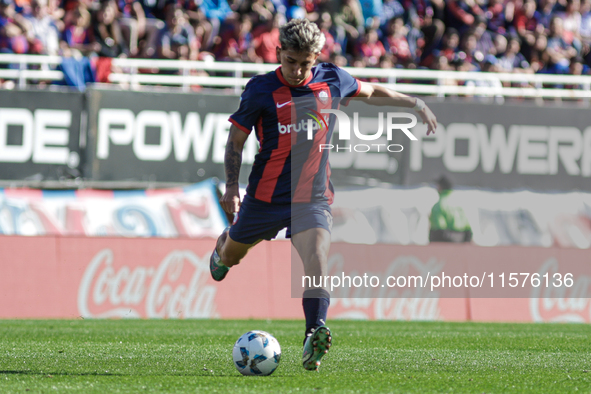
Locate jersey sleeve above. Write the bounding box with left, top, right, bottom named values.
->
left=335, top=66, right=361, bottom=98
left=228, top=77, right=262, bottom=135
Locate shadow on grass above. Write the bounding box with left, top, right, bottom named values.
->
left=0, top=370, right=124, bottom=376
left=0, top=370, right=240, bottom=378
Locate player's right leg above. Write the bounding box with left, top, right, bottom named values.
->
left=210, top=194, right=287, bottom=282
left=210, top=229, right=258, bottom=281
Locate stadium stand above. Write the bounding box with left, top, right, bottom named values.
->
left=0, top=0, right=590, bottom=93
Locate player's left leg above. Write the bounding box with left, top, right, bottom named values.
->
left=291, top=227, right=333, bottom=371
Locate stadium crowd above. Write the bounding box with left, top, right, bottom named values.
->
left=1, top=0, right=590, bottom=83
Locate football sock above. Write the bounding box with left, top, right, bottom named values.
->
left=302, top=288, right=330, bottom=339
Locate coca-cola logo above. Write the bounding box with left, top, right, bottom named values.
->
left=328, top=253, right=443, bottom=320
left=78, top=249, right=217, bottom=318
left=529, top=258, right=591, bottom=322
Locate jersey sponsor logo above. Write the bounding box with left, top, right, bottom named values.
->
left=277, top=118, right=326, bottom=134
left=276, top=101, right=291, bottom=108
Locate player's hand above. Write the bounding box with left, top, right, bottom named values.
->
left=417, top=106, right=438, bottom=135
left=220, top=187, right=241, bottom=214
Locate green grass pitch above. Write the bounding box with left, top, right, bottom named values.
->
left=1, top=319, right=590, bottom=393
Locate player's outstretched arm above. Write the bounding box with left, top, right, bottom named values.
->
left=356, top=81, right=438, bottom=135
left=221, top=125, right=249, bottom=214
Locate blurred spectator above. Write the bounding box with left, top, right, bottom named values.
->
left=581, top=0, right=591, bottom=40
left=473, top=16, right=496, bottom=56
left=0, top=0, right=30, bottom=54
left=317, top=12, right=339, bottom=63
left=183, top=0, right=214, bottom=51
left=535, top=0, right=558, bottom=31
left=252, top=11, right=281, bottom=63
left=493, top=32, right=507, bottom=55
left=514, top=0, right=542, bottom=47
left=158, top=5, right=196, bottom=60
left=118, top=0, right=146, bottom=56
left=417, top=0, right=445, bottom=63
left=60, top=3, right=98, bottom=56
left=569, top=54, right=586, bottom=73
left=497, top=35, right=533, bottom=72
left=446, top=0, right=484, bottom=33
left=330, top=51, right=348, bottom=67
left=582, top=0, right=591, bottom=65
left=199, top=0, right=232, bottom=50
left=440, top=27, right=461, bottom=61
left=215, top=12, right=258, bottom=62
left=485, top=0, right=509, bottom=35
left=379, top=0, right=404, bottom=31
left=244, top=0, right=275, bottom=27
left=559, top=0, right=582, bottom=54
left=432, top=53, right=452, bottom=70
left=93, top=0, right=127, bottom=58
left=358, top=0, right=382, bottom=30
left=26, top=0, right=60, bottom=55
left=333, top=0, right=364, bottom=55
left=356, top=27, right=385, bottom=66
left=528, top=32, right=550, bottom=71
left=481, top=53, right=502, bottom=72
left=384, top=16, right=412, bottom=66
left=136, top=0, right=168, bottom=57
left=466, top=54, right=504, bottom=102
left=459, top=29, right=480, bottom=66
left=546, top=15, right=578, bottom=72
left=406, top=12, right=425, bottom=64
left=46, top=0, right=63, bottom=31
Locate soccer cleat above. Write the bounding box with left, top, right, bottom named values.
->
left=302, top=325, right=332, bottom=371
left=209, top=248, right=229, bottom=281
left=209, top=228, right=231, bottom=282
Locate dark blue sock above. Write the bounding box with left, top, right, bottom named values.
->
left=302, top=289, right=330, bottom=338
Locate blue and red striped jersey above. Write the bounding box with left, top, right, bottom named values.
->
left=229, top=63, right=361, bottom=204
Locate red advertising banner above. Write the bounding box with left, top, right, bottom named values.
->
left=0, top=236, right=589, bottom=323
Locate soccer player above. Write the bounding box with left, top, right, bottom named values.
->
left=210, top=18, right=437, bottom=371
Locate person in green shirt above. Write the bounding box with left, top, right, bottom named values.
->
left=429, top=175, right=472, bottom=243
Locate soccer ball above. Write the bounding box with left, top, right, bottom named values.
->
left=232, top=330, right=281, bottom=376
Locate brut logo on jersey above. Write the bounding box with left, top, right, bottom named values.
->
left=97, top=109, right=256, bottom=164
left=277, top=111, right=329, bottom=134
left=0, top=108, right=76, bottom=165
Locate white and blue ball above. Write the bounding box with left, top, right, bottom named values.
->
left=232, top=330, right=281, bottom=376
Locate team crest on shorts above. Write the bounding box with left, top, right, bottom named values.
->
left=317, top=90, right=329, bottom=104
